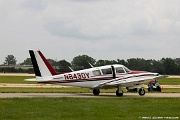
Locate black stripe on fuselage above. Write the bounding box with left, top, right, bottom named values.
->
left=29, top=50, right=41, bottom=76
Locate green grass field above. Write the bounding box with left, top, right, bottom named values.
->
left=0, top=97, right=179, bottom=120
left=0, top=87, right=180, bottom=93
left=0, top=76, right=179, bottom=120
left=158, top=78, right=180, bottom=85
left=0, top=76, right=36, bottom=84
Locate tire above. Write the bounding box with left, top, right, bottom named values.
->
left=93, top=89, right=100, bottom=95
left=156, top=86, right=161, bottom=92
left=116, top=90, right=123, bottom=96
left=139, top=88, right=145, bottom=96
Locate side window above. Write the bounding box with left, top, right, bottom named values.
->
left=92, top=70, right=101, bottom=76
left=116, top=67, right=125, bottom=73
left=101, top=68, right=112, bottom=74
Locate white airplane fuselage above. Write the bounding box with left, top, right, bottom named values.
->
left=27, top=50, right=163, bottom=96
left=37, top=64, right=157, bottom=89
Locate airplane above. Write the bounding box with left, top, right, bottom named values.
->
left=26, top=50, right=164, bottom=96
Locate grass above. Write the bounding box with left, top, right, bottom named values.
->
left=0, top=76, right=36, bottom=84
left=0, top=87, right=180, bottom=93
left=0, top=97, right=179, bottom=120
left=157, top=78, right=180, bottom=85
left=0, top=87, right=92, bottom=93
left=0, top=76, right=179, bottom=120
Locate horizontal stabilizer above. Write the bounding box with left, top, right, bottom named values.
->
left=25, top=77, right=53, bottom=82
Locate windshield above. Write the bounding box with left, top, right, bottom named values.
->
left=124, top=66, right=131, bottom=73
left=116, top=67, right=125, bottom=73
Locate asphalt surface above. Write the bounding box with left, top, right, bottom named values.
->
left=0, top=93, right=180, bottom=98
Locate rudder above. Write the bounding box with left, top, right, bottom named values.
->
left=29, top=50, right=57, bottom=77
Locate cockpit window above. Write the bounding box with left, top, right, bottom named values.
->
left=116, top=67, right=125, bottom=73
left=92, top=70, right=101, bottom=76
left=101, top=68, right=112, bottom=74
left=124, top=66, right=131, bottom=73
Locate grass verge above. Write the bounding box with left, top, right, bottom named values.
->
left=0, top=97, right=179, bottom=120
left=0, top=87, right=180, bottom=93
left=0, top=76, right=36, bottom=84
left=157, top=78, right=180, bottom=85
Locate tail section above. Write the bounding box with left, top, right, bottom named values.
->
left=29, top=50, right=57, bottom=77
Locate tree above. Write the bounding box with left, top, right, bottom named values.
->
left=71, top=55, right=96, bottom=70
left=149, top=60, right=164, bottom=74
left=47, top=59, right=59, bottom=69
left=174, top=58, right=180, bottom=75
left=161, top=58, right=179, bottom=75
left=95, top=60, right=106, bottom=66
left=57, top=60, right=71, bottom=72
left=20, top=58, right=32, bottom=65
left=95, top=59, right=117, bottom=66
left=117, top=59, right=127, bottom=66
left=47, top=59, right=57, bottom=66
left=127, top=58, right=142, bottom=70
left=4, top=55, right=17, bottom=65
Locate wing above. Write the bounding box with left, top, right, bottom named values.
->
left=94, top=74, right=165, bottom=88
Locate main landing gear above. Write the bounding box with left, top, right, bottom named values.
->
left=93, top=87, right=145, bottom=96
left=93, top=89, right=100, bottom=95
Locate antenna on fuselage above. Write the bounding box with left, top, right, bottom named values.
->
left=88, top=63, right=94, bottom=68
left=68, top=66, right=74, bottom=72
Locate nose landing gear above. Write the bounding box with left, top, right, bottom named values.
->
left=116, top=87, right=123, bottom=96
left=138, top=88, right=145, bottom=96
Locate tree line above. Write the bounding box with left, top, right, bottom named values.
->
left=1, top=54, right=180, bottom=75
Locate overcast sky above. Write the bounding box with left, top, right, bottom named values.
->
left=0, top=0, right=180, bottom=64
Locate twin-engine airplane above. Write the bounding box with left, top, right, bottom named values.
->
left=26, top=50, right=164, bottom=96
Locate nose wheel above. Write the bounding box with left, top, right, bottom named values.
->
left=116, top=87, right=123, bottom=96
left=139, top=88, right=145, bottom=96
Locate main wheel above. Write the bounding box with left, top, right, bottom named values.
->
left=93, top=89, right=100, bottom=95
left=139, top=88, right=145, bottom=96
left=116, top=90, right=123, bottom=96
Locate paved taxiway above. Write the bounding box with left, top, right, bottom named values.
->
left=0, top=93, right=180, bottom=98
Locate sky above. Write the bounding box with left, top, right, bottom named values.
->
left=0, top=0, right=180, bottom=64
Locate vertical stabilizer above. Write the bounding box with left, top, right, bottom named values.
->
left=29, top=50, right=57, bottom=77
left=29, top=50, right=42, bottom=77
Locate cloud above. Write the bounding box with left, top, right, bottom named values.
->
left=0, top=0, right=180, bottom=64
left=42, top=0, right=180, bottom=40
left=22, top=0, right=46, bottom=11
